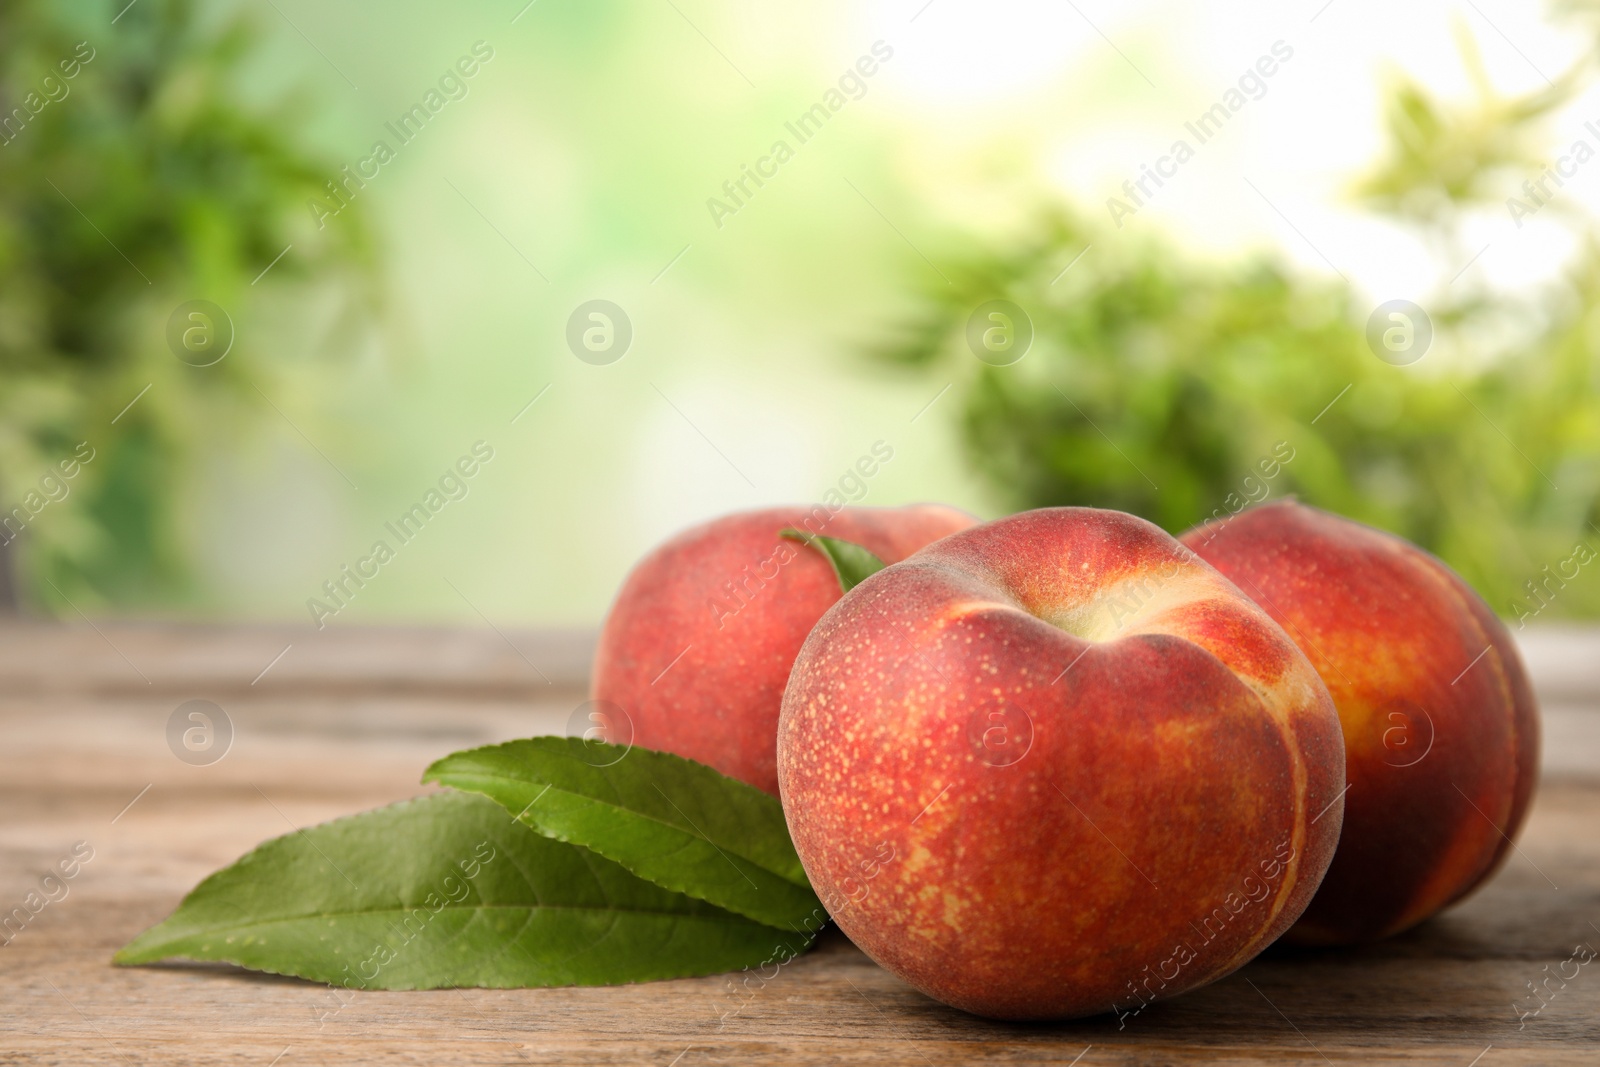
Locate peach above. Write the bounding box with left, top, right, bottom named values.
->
left=778, top=507, right=1345, bottom=1020
left=1182, top=500, right=1540, bottom=944
left=591, top=504, right=976, bottom=795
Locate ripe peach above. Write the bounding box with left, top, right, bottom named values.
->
left=1182, top=500, right=1540, bottom=944
left=778, top=507, right=1345, bottom=1020
left=591, top=504, right=976, bottom=795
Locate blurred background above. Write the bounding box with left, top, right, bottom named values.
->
left=4, top=0, right=1600, bottom=632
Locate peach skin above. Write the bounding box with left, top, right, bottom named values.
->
left=778, top=507, right=1346, bottom=1020
left=1183, top=500, right=1540, bottom=945
left=591, top=503, right=976, bottom=795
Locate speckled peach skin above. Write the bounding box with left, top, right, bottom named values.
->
left=777, top=507, right=1346, bottom=1021
left=591, top=504, right=977, bottom=795
left=1183, top=500, right=1540, bottom=946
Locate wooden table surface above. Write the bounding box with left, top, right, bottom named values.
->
left=2, top=620, right=1598, bottom=1065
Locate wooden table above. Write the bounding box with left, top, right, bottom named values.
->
left=2, top=621, right=1597, bottom=1065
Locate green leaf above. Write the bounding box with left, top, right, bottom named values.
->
left=114, top=791, right=812, bottom=989
left=423, top=738, right=824, bottom=932
left=779, top=528, right=887, bottom=593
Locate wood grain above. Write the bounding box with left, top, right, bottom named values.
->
left=1, top=621, right=1597, bottom=1065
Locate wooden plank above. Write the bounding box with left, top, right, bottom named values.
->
left=1, top=623, right=1597, bottom=1064
left=0, top=620, right=597, bottom=695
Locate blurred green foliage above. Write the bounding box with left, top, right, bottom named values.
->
left=876, top=37, right=1600, bottom=621
left=0, top=0, right=374, bottom=610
